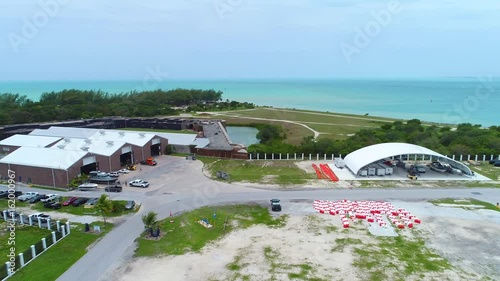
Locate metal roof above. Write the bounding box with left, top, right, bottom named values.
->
left=191, top=138, right=210, bottom=148
left=154, top=133, right=198, bottom=146
left=0, top=134, right=62, bottom=148
left=29, top=127, right=98, bottom=139
left=51, top=138, right=128, bottom=156
left=90, top=130, right=157, bottom=147
left=343, top=142, right=473, bottom=176
left=0, top=146, right=89, bottom=170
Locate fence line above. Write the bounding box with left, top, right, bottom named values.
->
left=0, top=215, right=71, bottom=280
left=247, top=153, right=500, bottom=162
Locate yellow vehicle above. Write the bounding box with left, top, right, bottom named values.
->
left=126, top=165, right=136, bottom=171
left=407, top=174, right=418, bottom=180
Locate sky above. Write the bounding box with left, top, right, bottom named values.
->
left=1, top=0, right=499, bottom=80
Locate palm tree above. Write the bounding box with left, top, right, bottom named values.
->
left=142, top=211, right=159, bottom=234
left=95, top=194, right=112, bottom=225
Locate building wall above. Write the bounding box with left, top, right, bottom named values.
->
left=0, top=163, right=79, bottom=188
left=132, top=145, right=146, bottom=164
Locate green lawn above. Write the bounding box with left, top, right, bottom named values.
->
left=470, top=163, right=500, bottom=180
left=0, top=200, right=29, bottom=210
left=430, top=198, right=500, bottom=212
left=0, top=223, right=52, bottom=261
left=9, top=222, right=113, bottom=281
left=118, top=127, right=197, bottom=134
left=205, top=159, right=315, bottom=185
left=135, top=205, right=287, bottom=257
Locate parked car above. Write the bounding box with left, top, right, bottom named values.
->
left=72, top=197, right=89, bottom=207
left=489, top=159, right=499, bottom=164
left=108, top=172, right=120, bottom=177
left=0, top=191, right=22, bottom=198
left=29, top=213, right=51, bottom=222
left=85, top=198, right=98, bottom=207
left=89, top=171, right=107, bottom=177
left=40, top=194, right=60, bottom=203
left=28, top=194, right=47, bottom=204
left=270, top=199, right=282, bottom=212
left=125, top=200, right=136, bottom=210
left=44, top=202, right=61, bottom=209
left=415, top=165, right=426, bottom=173
left=129, top=179, right=149, bottom=188
left=117, top=169, right=130, bottom=174
left=105, top=185, right=122, bottom=192
left=62, top=197, right=78, bottom=206
left=78, top=183, right=98, bottom=191
left=18, top=192, right=39, bottom=202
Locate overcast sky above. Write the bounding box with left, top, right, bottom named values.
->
left=1, top=0, right=499, bottom=80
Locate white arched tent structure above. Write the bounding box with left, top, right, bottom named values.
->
left=343, top=142, right=473, bottom=176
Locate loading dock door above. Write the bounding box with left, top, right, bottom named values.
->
left=150, top=144, right=160, bottom=156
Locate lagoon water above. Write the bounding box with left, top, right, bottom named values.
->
left=1, top=78, right=499, bottom=126
left=225, top=126, right=259, bottom=146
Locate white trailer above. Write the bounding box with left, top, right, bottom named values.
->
left=334, top=158, right=345, bottom=169
left=359, top=169, right=368, bottom=176
left=367, top=166, right=376, bottom=176
left=382, top=164, right=393, bottom=175
left=375, top=164, right=386, bottom=176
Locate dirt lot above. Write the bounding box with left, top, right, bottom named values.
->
left=110, top=201, right=500, bottom=281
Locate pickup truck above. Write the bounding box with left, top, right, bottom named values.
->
left=18, top=192, right=39, bottom=202
left=29, top=213, right=51, bottom=222
left=40, top=194, right=60, bottom=203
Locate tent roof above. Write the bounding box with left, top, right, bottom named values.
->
left=343, top=142, right=472, bottom=175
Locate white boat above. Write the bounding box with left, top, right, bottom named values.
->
left=78, top=183, right=98, bottom=190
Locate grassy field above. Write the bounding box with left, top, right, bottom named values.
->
left=119, top=127, right=197, bottom=134
left=9, top=221, right=113, bottom=281
left=215, top=108, right=392, bottom=143
left=430, top=198, right=500, bottom=212
left=218, top=116, right=313, bottom=145
left=469, top=163, right=500, bottom=180
left=0, top=223, right=52, bottom=261
left=0, top=200, right=29, bottom=210
left=201, top=158, right=315, bottom=185
left=135, top=204, right=288, bottom=257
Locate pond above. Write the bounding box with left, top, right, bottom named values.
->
left=225, top=126, right=260, bottom=146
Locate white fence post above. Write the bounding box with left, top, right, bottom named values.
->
left=5, top=262, right=11, bottom=277
left=483, top=155, right=486, bottom=161
left=264, top=154, right=267, bottom=160
left=294, top=153, right=296, bottom=160
left=309, top=154, right=311, bottom=160
left=257, top=153, right=259, bottom=160
left=42, top=238, right=47, bottom=250
left=56, top=221, right=61, bottom=232
left=302, top=153, right=304, bottom=160
left=324, top=154, right=326, bottom=160
left=272, top=154, right=274, bottom=160
left=279, top=153, right=281, bottom=160
left=249, top=154, right=252, bottom=160
left=31, top=245, right=36, bottom=258
left=52, top=231, right=57, bottom=244
left=287, top=153, right=289, bottom=160
left=47, top=219, right=51, bottom=230
left=331, top=154, right=334, bottom=160
left=38, top=218, right=42, bottom=228
left=460, top=155, right=463, bottom=161
left=316, top=154, right=319, bottom=161
left=62, top=227, right=66, bottom=237
left=66, top=222, right=71, bottom=234
left=28, top=216, right=33, bottom=226
left=475, top=155, right=478, bottom=161
left=19, top=253, right=25, bottom=268
left=20, top=214, right=24, bottom=225
left=2, top=210, right=7, bottom=221
left=467, top=155, right=471, bottom=161
left=452, top=155, right=456, bottom=160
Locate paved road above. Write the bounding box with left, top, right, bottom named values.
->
left=3, top=156, right=500, bottom=281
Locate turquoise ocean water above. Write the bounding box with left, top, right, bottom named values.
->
left=1, top=78, right=499, bottom=126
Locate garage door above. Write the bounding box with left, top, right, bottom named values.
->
left=152, top=138, right=160, bottom=145
left=83, top=156, right=96, bottom=166
left=122, top=146, right=132, bottom=154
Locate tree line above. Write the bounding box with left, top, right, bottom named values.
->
left=0, top=89, right=255, bottom=125
left=247, top=120, right=500, bottom=157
